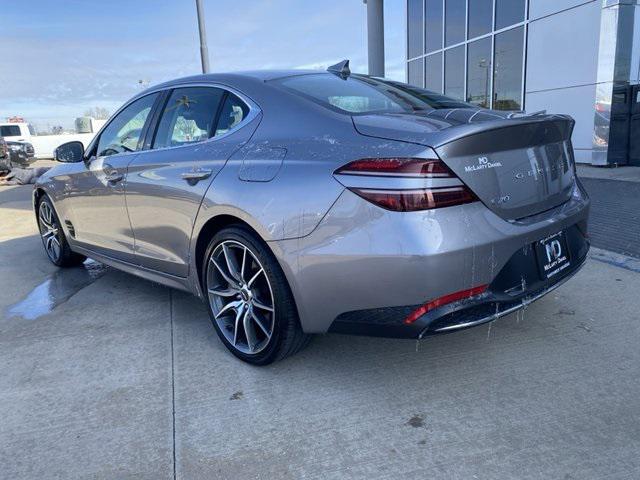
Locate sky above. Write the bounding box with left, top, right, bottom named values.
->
left=1, top=0, right=406, bottom=131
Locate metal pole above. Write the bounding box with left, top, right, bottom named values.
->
left=195, top=0, right=210, bottom=73
left=365, top=0, right=385, bottom=77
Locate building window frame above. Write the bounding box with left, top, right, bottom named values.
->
left=406, top=0, right=529, bottom=110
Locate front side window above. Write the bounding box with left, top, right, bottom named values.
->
left=153, top=87, right=226, bottom=149
left=96, top=93, right=158, bottom=157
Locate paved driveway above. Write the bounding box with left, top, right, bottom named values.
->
left=2, top=185, right=640, bottom=479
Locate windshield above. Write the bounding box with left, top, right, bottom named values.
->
left=273, top=73, right=476, bottom=114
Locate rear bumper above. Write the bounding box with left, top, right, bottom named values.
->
left=328, top=224, right=589, bottom=339
left=272, top=180, right=590, bottom=336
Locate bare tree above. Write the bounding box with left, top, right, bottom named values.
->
left=83, top=107, right=111, bottom=120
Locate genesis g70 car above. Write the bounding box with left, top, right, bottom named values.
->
left=35, top=61, right=590, bottom=364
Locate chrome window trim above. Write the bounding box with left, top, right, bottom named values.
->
left=86, top=82, right=261, bottom=158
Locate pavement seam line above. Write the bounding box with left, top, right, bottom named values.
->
left=170, top=289, right=177, bottom=480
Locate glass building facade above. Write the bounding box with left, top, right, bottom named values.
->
left=405, top=0, right=640, bottom=166
left=407, top=0, right=527, bottom=110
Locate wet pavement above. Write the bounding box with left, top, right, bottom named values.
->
left=6, top=260, right=108, bottom=320
left=2, top=184, right=640, bottom=479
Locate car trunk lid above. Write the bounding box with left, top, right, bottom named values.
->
left=352, top=111, right=576, bottom=220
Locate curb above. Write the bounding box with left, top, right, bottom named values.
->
left=589, top=247, right=640, bottom=274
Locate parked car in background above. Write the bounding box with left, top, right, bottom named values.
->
left=0, top=122, right=36, bottom=142
left=0, top=137, right=9, bottom=172
left=7, top=140, right=35, bottom=167
left=0, top=121, right=98, bottom=159
left=35, top=62, right=590, bottom=365
left=0, top=137, right=7, bottom=160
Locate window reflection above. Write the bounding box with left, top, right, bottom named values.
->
left=467, top=37, right=492, bottom=107
left=425, top=0, right=443, bottom=53
left=495, top=0, right=525, bottom=30
left=445, top=46, right=465, bottom=100
left=408, top=58, right=425, bottom=87
left=407, top=0, right=528, bottom=111
left=445, top=0, right=465, bottom=46
left=425, top=53, right=443, bottom=93
left=468, top=0, right=493, bottom=39
left=493, top=26, right=524, bottom=110
left=408, top=0, right=423, bottom=58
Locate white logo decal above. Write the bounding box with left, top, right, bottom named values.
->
left=545, top=240, right=563, bottom=263
left=465, top=156, right=503, bottom=173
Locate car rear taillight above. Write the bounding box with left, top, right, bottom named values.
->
left=334, top=157, right=477, bottom=212
left=335, top=158, right=454, bottom=178
left=349, top=187, right=476, bottom=212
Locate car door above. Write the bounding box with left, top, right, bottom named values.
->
left=66, top=92, right=160, bottom=263
left=125, top=85, right=260, bottom=276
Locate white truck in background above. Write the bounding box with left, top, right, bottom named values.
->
left=0, top=117, right=106, bottom=159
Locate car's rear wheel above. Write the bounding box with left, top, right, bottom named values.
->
left=37, top=195, right=86, bottom=267
left=203, top=226, right=310, bottom=365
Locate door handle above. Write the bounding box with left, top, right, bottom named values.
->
left=181, top=168, right=213, bottom=183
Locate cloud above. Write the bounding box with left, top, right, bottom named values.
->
left=0, top=0, right=405, bottom=130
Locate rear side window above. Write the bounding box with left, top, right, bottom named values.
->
left=154, top=87, right=224, bottom=149
left=153, top=87, right=250, bottom=149
left=0, top=125, right=21, bottom=137
left=214, top=93, right=250, bottom=136
left=274, top=74, right=473, bottom=114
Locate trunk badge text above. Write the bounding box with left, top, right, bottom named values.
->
left=465, top=156, right=503, bottom=173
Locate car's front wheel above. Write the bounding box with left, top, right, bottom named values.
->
left=203, top=226, right=310, bottom=365
left=37, top=195, right=86, bottom=267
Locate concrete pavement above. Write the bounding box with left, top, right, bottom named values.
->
left=1, top=184, right=640, bottom=479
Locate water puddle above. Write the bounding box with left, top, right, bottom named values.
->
left=6, top=260, right=109, bottom=320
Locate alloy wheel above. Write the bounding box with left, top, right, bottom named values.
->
left=206, top=240, right=275, bottom=355
left=38, top=201, right=61, bottom=263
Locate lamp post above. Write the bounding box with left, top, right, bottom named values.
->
left=195, top=0, right=210, bottom=73
left=478, top=59, right=490, bottom=108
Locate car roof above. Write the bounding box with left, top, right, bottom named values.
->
left=143, top=69, right=328, bottom=91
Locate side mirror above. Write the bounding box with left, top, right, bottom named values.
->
left=54, top=141, right=84, bottom=163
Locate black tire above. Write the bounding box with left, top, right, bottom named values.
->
left=37, top=194, right=86, bottom=267
left=203, top=226, right=311, bottom=365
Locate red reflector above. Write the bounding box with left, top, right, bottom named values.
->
left=404, top=285, right=488, bottom=324
left=335, top=158, right=455, bottom=178
left=351, top=187, right=477, bottom=212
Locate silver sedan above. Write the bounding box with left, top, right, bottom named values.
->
left=35, top=61, right=590, bottom=364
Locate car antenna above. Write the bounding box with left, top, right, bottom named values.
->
left=327, top=60, right=351, bottom=79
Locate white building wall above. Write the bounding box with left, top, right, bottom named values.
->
left=630, top=3, right=640, bottom=85
left=525, top=0, right=602, bottom=164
